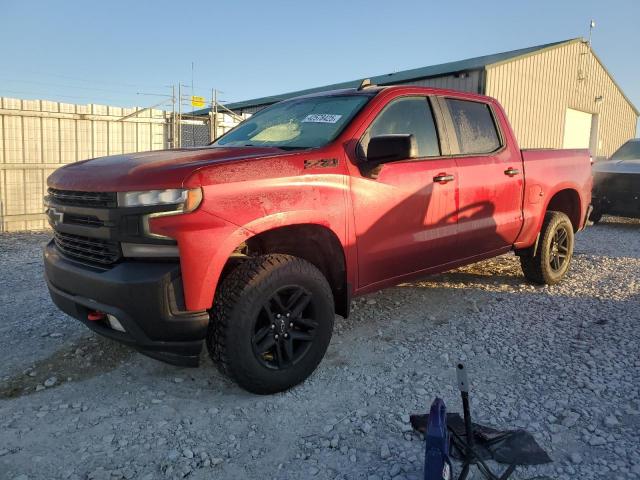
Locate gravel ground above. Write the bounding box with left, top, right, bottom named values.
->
left=1, top=216, right=639, bottom=480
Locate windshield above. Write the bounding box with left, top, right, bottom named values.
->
left=611, top=140, right=640, bottom=161
left=213, top=94, right=371, bottom=149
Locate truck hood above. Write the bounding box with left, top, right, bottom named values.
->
left=47, top=146, right=285, bottom=191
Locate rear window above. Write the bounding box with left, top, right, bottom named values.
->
left=446, top=99, right=501, bottom=155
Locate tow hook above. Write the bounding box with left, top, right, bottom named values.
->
left=87, top=310, right=126, bottom=332
left=87, top=311, right=106, bottom=321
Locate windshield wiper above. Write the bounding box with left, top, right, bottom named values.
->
left=217, top=143, right=308, bottom=150
left=277, top=146, right=309, bottom=151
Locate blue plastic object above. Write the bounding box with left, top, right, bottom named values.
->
left=424, top=398, right=453, bottom=480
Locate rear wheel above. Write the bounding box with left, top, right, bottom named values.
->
left=207, top=254, right=334, bottom=394
left=520, top=211, right=574, bottom=285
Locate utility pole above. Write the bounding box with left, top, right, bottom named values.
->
left=177, top=84, right=182, bottom=148
left=171, top=84, right=176, bottom=148
left=211, top=88, right=219, bottom=141
left=191, top=62, right=195, bottom=147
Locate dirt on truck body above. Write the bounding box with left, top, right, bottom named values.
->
left=43, top=85, right=592, bottom=393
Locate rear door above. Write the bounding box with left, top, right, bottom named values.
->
left=350, top=96, right=459, bottom=288
left=439, top=97, right=524, bottom=257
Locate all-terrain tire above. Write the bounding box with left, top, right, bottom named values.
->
left=520, top=211, right=575, bottom=285
left=207, top=254, right=334, bottom=394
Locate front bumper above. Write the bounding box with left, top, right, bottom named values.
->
left=44, top=241, right=209, bottom=366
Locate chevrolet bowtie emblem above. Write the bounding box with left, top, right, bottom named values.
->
left=47, top=207, right=64, bottom=227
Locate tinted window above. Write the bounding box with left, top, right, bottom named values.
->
left=361, top=97, right=440, bottom=158
left=446, top=99, right=501, bottom=154
left=611, top=140, right=640, bottom=161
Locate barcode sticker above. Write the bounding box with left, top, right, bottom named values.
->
left=301, top=114, right=343, bottom=124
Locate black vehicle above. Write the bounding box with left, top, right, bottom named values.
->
left=591, top=139, right=640, bottom=223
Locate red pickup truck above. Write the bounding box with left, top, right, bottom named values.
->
left=44, top=85, right=592, bottom=393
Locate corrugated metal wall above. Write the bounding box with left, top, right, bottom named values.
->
left=485, top=41, right=637, bottom=157
left=0, top=98, right=168, bottom=232
left=395, top=70, right=481, bottom=93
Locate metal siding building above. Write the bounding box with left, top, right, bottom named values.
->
left=484, top=40, right=637, bottom=157
left=202, top=38, right=637, bottom=158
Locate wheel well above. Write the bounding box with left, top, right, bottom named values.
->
left=222, top=224, right=350, bottom=318
left=546, top=189, right=581, bottom=231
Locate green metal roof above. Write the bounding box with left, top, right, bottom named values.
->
left=194, top=38, right=632, bottom=115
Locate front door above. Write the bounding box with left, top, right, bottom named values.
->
left=349, top=96, right=458, bottom=288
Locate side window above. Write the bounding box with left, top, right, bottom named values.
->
left=445, top=99, right=501, bottom=155
left=361, top=97, right=440, bottom=158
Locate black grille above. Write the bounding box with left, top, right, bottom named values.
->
left=64, top=213, right=104, bottom=227
left=48, top=188, right=117, bottom=208
left=53, top=231, right=121, bottom=266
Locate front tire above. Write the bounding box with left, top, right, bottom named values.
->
left=207, top=254, right=334, bottom=394
left=520, top=211, right=575, bottom=285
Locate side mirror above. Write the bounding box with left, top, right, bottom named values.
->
left=366, top=134, right=417, bottom=164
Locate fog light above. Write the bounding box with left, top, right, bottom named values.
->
left=107, top=314, right=126, bottom=332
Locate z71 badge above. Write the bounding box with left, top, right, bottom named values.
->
left=304, top=158, right=339, bottom=169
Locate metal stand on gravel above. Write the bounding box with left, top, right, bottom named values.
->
left=412, top=363, right=551, bottom=480
left=453, top=363, right=515, bottom=480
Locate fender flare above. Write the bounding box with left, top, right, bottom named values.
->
left=532, top=183, right=584, bottom=235
left=198, top=211, right=349, bottom=311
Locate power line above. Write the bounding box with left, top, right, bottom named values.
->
left=0, top=77, right=160, bottom=96
left=12, top=68, right=169, bottom=91
left=0, top=88, right=147, bottom=105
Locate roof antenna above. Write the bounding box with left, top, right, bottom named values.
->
left=358, top=78, right=374, bottom=90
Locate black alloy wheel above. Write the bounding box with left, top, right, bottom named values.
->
left=548, top=224, right=570, bottom=272
left=251, top=286, right=318, bottom=370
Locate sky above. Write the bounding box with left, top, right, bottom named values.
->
left=1, top=0, right=638, bottom=131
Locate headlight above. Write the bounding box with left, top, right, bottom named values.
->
left=121, top=188, right=203, bottom=241
left=117, top=188, right=202, bottom=213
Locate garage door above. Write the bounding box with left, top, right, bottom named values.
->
left=563, top=108, right=592, bottom=149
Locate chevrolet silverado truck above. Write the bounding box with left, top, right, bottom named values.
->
left=44, top=85, right=592, bottom=394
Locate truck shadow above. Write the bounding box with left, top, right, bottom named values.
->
left=0, top=335, right=132, bottom=399
left=425, top=268, right=523, bottom=288
left=354, top=173, right=506, bottom=286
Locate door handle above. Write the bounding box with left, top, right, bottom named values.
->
left=433, top=173, right=455, bottom=184
left=504, top=167, right=520, bottom=177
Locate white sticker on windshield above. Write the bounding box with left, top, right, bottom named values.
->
left=301, top=114, right=343, bottom=124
